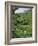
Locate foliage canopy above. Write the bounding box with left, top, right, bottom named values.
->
left=11, top=9, right=32, bottom=38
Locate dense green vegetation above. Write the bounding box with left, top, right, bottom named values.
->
left=11, top=10, right=32, bottom=38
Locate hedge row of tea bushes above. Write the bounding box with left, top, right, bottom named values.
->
left=11, top=10, right=32, bottom=38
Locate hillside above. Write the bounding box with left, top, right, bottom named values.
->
left=11, top=10, right=32, bottom=38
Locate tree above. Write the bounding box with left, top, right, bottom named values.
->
left=11, top=6, right=18, bottom=15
